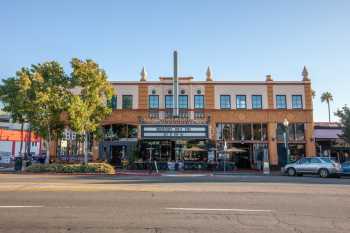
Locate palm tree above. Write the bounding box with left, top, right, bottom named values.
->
left=312, top=89, right=316, bottom=99
left=321, top=92, right=334, bottom=123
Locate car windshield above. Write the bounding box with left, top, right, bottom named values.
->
left=320, top=158, right=333, bottom=163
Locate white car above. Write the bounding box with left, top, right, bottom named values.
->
left=283, top=157, right=342, bottom=178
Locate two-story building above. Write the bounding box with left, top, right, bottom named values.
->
left=100, top=52, right=315, bottom=170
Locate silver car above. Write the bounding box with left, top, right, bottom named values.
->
left=283, top=157, right=342, bottom=178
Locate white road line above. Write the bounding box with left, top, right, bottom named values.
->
left=0, top=206, right=44, bottom=208
left=165, top=207, right=273, bottom=212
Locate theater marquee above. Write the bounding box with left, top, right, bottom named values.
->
left=141, top=124, right=208, bottom=140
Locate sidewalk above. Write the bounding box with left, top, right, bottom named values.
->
left=116, top=169, right=283, bottom=177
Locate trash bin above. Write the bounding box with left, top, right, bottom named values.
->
left=14, top=157, right=22, bottom=171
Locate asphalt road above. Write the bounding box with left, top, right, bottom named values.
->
left=0, top=174, right=349, bottom=233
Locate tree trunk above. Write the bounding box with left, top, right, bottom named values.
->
left=84, top=131, right=88, bottom=164
left=327, top=100, right=331, bottom=123
left=19, top=122, right=24, bottom=158
left=45, top=125, right=51, bottom=164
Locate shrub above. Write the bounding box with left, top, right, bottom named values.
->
left=26, top=163, right=115, bottom=174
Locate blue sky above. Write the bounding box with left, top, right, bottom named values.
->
left=0, top=0, right=349, bottom=122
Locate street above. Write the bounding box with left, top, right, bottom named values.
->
left=0, top=174, right=349, bottom=233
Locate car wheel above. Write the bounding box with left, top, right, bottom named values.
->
left=319, top=168, right=329, bottom=178
left=287, top=168, right=296, bottom=176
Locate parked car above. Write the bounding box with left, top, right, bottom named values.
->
left=283, top=157, right=342, bottom=178
left=341, top=161, right=350, bottom=176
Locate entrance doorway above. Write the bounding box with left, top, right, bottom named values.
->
left=110, top=145, right=124, bottom=167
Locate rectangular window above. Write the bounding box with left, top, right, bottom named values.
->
left=111, top=95, right=117, bottom=110
left=179, top=95, right=188, bottom=109
left=252, top=95, right=262, bottom=109
left=122, top=95, right=133, bottom=109
left=220, top=95, right=231, bottom=109
left=236, top=95, right=247, bottom=109
left=165, top=95, right=173, bottom=109
left=292, top=95, right=303, bottom=109
left=194, top=95, right=204, bottom=109
left=276, top=95, right=287, bottom=109
left=148, top=95, right=159, bottom=109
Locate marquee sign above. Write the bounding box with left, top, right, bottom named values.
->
left=141, top=124, right=208, bottom=140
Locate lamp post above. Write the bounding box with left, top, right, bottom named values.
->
left=223, top=140, right=227, bottom=173
left=283, top=118, right=290, bottom=164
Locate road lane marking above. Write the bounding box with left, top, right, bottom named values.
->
left=165, top=207, right=273, bottom=212
left=0, top=205, right=44, bottom=208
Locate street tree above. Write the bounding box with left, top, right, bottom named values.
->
left=68, top=58, right=113, bottom=164
left=21, top=62, right=70, bottom=163
left=0, top=74, right=29, bottom=157
left=335, top=105, right=350, bottom=144
left=321, top=92, right=334, bottom=123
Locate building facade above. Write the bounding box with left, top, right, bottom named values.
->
left=99, top=52, right=315, bottom=170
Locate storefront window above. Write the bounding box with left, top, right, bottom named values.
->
left=148, top=95, right=159, bottom=109
left=122, top=95, right=133, bottom=109
left=295, top=123, right=305, bottom=140
left=242, top=124, right=252, bottom=140
left=277, top=123, right=285, bottom=141
left=276, top=95, right=287, bottom=109
left=234, top=124, right=242, bottom=141
left=220, top=95, right=231, bottom=109
left=236, top=95, right=247, bottom=109
left=253, top=124, right=261, bottom=140
left=223, top=124, right=231, bottom=140
left=252, top=95, right=262, bottom=109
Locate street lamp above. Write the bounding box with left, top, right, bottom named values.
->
left=283, top=118, right=290, bottom=164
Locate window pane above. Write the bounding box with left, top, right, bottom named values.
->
left=220, top=95, right=231, bottom=109
left=253, top=124, right=262, bottom=140
left=222, top=124, right=231, bottom=140
left=292, top=95, right=303, bottom=109
left=295, top=123, right=305, bottom=140
left=252, top=95, right=262, bottom=109
left=236, top=95, right=247, bottom=109
left=194, top=95, right=204, bottom=109
left=122, top=95, right=133, bottom=109
left=276, top=95, right=287, bottom=109
left=165, top=95, right=173, bottom=109
left=276, top=123, right=285, bottom=141
left=179, top=95, right=188, bottom=109
left=242, top=124, right=252, bottom=140
left=111, top=95, right=117, bottom=110
left=261, top=124, right=267, bottom=140
left=288, top=124, right=295, bottom=141
left=148, top=95, right=159, bottom=109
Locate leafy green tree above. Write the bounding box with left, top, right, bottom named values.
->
left=335, top=105, right=350, bottom=144
left=0, top=75, right=29, bottom=157
left=321, top=92, right=334, bottom=123
left=68, top=58, right=113, bottom=164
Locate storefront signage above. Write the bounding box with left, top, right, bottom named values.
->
left=141, top=124, right=208, bottom=140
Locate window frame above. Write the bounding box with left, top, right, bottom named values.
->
left=194, top=95, right=204, bottom=109
left=165, top=95, right=173, bottom=109
left=292, top=95, right=303, bottom=109
left=178, top=95, right=188, bottom=109
left=236, top=95, right=247, bottom=109
left=148, top=95, right=159, bottom=109
left=276, top=95, right=287, bottom=109
left=122, top=95, right=133, bottom=109
left=251, top=95, right=262, bottom=109
left=220, top=95, right=231, bottom=109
